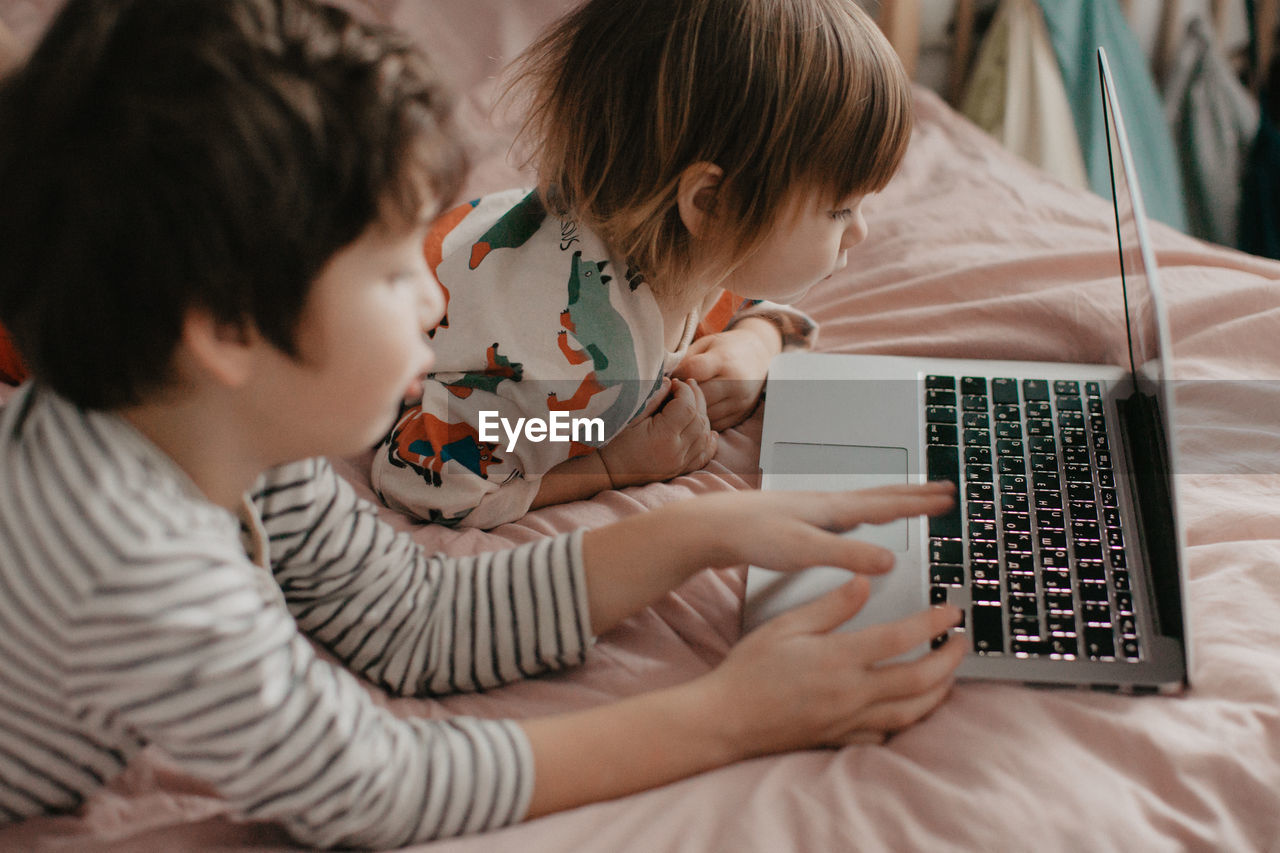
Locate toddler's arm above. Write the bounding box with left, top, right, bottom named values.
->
left=674, top=296, right=818, bottom=430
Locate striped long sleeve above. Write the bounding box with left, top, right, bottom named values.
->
left=0, top=385, right=594, bottom=847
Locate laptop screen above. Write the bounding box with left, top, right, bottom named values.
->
left=1098, top=49, right=1175, bottom=419
left=1098, top=47, right=1187, bottom=654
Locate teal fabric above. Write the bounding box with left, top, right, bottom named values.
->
left=1035, top=0, right=1189, bottom=232
left=1239, top=108, right=1280, bottom=259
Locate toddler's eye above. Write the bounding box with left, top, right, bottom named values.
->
left=829, top=208, right=854, bottom=221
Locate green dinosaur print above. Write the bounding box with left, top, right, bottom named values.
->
left=445, top=343, right=524, bottom=398
left=469, top=191, right=546, bottom=269
left=550, top=250, right=642, bottom=436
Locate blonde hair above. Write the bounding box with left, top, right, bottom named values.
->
left=506, top=0, right=912, bottom=294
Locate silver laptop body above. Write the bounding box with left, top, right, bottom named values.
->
left=743, top=48, right=1190, bottom=694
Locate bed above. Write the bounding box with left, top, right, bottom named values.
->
left=2, top=0, right=1280, bottom=849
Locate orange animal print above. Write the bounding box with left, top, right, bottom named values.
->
left=385, top=409, right=502, bottom=487
left=422, top=200, right=479, bottom=337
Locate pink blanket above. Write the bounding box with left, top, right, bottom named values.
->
left=3, top=1, right=1280, bottom=849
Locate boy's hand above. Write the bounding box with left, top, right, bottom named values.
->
left=599, top=378, right=717, bottom=488
left=672, top=318, right=782, bottom=431
left=701, top=579, right=965, bottom=753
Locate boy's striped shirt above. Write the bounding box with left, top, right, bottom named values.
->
left=0, top=383, right=593, bottom=847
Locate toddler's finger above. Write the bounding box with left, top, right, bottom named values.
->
left=672, top=351, right=718, bottom=383
left=638, top=376, right=673, bottom=419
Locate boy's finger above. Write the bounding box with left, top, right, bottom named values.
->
left=770, top=577, right=871, bottom=636
left=846, top=603, right=964, bottom=668
left=860, top=631, right=966, bottom=705
left=811, top=484, right=956, bottom=531
left=849, top=677, right=955, bottom=736
left=775, top=532, right=898, bottom=576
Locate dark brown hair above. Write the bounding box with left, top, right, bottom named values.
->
left=0, top=0, right=465, bottom=409
left=507, top=0, right=912, bottom=293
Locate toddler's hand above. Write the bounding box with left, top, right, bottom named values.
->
left=599, top=378, right=717, bottom=488
left=672, top=320, right=781, bottom=430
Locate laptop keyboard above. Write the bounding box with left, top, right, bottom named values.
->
left=924, top=376, right=1141, bottom=662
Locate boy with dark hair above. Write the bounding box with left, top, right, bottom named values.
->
left=0, top=0, right=963, bottom=846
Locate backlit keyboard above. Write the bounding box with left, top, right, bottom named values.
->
left=923, top=376, right=1141, bottom=661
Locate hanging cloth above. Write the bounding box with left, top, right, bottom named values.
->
left=1035, top=0, right=1190, bottom=232
left=1163, top=15, right=1260, bottom=247
left=1239, top=0, right=1280, bottom=259
left=0, top=322, right=25, bottom=385
left=961, top=0, right=1090, bottom=190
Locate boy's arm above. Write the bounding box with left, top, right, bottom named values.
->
left=525, top=482, right=965, bottom=815
left=264, top=458, right=592, bottom=696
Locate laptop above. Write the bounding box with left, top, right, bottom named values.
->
left=742, top=48, right=1190, bottom=694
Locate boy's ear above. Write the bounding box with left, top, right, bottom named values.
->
left=676, top=161, right=724, bottom=240
left=181, top=308, right=255, bottom=388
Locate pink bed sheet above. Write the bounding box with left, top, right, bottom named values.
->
left=3, top=0, right=1280, bottom=849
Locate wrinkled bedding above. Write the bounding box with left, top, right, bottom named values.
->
left=2, top=0, right=1280, bottom=849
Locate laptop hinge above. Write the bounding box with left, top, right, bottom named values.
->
left=1115, top=390, right=1184, bottom=642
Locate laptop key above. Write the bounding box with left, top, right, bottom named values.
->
left=1056, top=395, right=1083, bottom=412
left=967, top=501, right=996, bottom=521
left=971, top=561, right=1000, bottom=583
left=926, top=388, right=957, bottom=407
left=1012, top=638, right=1049, bottom=656
left=1074, top=542, right=1104, bottom=561
left=1009, top=616, right=1040, bottom=637
left=972, top=584, right=1001, bottom=604
left=995, top=422, right=1023, bottom=440
left=992, top=378, right=1019, bottom=404
left=1077, top=581, right=1109, bottom=602
left=1048, top=635, right=1078, bottom=657
left=964, top=446, right=993, bottom=465
left=1084, top=626, right=1116, bottom=659
left=929, top=538, right=963, bottom=564
left=930, top=511, right=962, bottom=540
left=1041, top=571, right=1071, bottom=592
left=967, top=482, right=994, bottom=503
left=1001, top=493, right=1030, bottom=513
left=1003, top=512, right=1032, bottom=533
left=961, top=376, right=988, bottom=396
left=930, top=564, right=965, bottom=585
left=927, top=405, right=958, bottom=424
left=1022, top=379, right=1050, bottom=401
left=927, top=445, right=959, bottom=483
left=971, top=605, right=1005, bottom=653
left=927, top=423, right=959, bottom=445
left=926, top=375, right=956, bottom=390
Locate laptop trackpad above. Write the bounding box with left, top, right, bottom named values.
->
left=768, top=442, right=909, bottom=552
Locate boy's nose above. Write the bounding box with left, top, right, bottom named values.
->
left=419, top=270, right=447, bottom=332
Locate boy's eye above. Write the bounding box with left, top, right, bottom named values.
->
left=829, top=208, right=854, bottom=221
